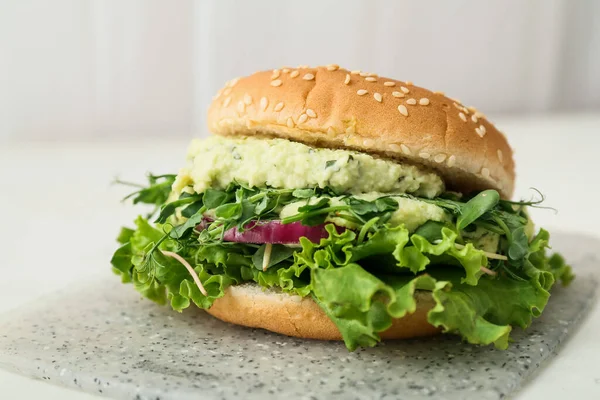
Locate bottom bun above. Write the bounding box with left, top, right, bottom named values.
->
left=205, top=283, right=441, bottom=341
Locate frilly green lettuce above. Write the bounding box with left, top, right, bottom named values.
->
left=296, top=224, right=487, bottom=285
left=112, top=217, right=572, bottom=351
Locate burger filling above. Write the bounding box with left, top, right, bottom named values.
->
left=173, top=136, right=444, bottom=198
left=112, top=136, right=573, bottom=351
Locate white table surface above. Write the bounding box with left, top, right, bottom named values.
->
left=1, top=114, right=599, bottom=399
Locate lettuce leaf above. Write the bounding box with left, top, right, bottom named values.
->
left=111, top=217, right=572, bottom=352
left=112, top=216, right=252, bottom=312
left=295, top=224, right=486, bottom=285
left=311, top=264, right=444, bottom=349
left=526, top=228, right=574, bottom=286
left=427, top=268, right=548, bottom=349
left=312, top=264, right=549, bottom=351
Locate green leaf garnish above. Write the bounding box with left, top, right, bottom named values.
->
left=413, top=220, right=446, bottom=242
left=508, top=226, right=529, bottom=263
left=292, top=188, right=315, bottom=199
left=113, top=173, right=573, bottom=352
left=203, top=189, right=230, bottom=209
left=181, top=200, right=205, bottom=218
left=115, top=174, right=176, bottom=218
left=155, top=193, right=202, bottom=223
left=457, top=190, right=500, bottom=231
left=252, top=244, right=296, bottom=270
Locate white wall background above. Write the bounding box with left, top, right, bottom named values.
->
left=1, top=0, right=599, bottom=141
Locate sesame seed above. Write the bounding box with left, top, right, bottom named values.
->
left=447, top=155, right=456, bottom=167
left=475, top=111, right=485, bottom=118
left=397, top=105, right=408, bottom=116
left=475, top=125, right=487, bottom=137
left=462, top=106, right=470, bottom=114
left=274, top=102, right=285, bottom=112
left=351, top=70, right=361, bottom=75
left=400, top=86, right=410, bottom=93
left=282, top=68, right=290, bottom=73
left=365, top=77, right=377, bottom=82
left=259, top=97, right=268, bottom=111
left=367, top=72, right=378, bottom=77
left=497, top=149, right=504, bottom=163
left=306, top=108, right=317, bottom=118
left=326, top=64, right=339, bottom=71
left=451, top=98, right=461, bottom=104
left=286, top=117, right=294, bottom=128
left=405, top=81, right=413, bottom=85
left=289, top=70, right=299, bottom=78
left=344, top=74, right=351, bottom=85
left=419, top=98, right=430, bottom=106
left=223, top=88, right=232, bottom=96
left=357, top=89, right=368, bottom=96
left=243, top=94, right=253, bottom=105
left=228, top=78, right=239, bottom=87
left=392, top=91, right=405, bottom=98
left=384, top=81, right=396, bottom=87
left=237, top=101, right=245, bottom=113
left=434, top=154, right=447, bottom=163
left=459, top=112, right=467, bottom=122
left=374, top=92, right=383, bottom=102
left=406, top=98, right=417, bottom=105
left=471, top=114, right=478, bottom=123
left=223, top=97, right=231, bottom=107
left=453, top=102, right=463, bottom=111
left=298, top=114, right=308, bottom=124
left=400, top=144, right=411, bottom=155
left=271, top=69, right=280, bottom=80
left=218, top=118, right=233, bottom=127
left=363, top=139, right=374, bottom=146
left=271, top=79, right=282, bottom=87
left=360, top=72, right=369, bottom=77
left=419, top=152, right=431, bottom=159
left=481, top=168, right=491, bottom=179
left=303, top=73, right=315, bottom=80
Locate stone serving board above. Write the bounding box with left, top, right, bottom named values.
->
left=0, top=233, right=598, bottom=400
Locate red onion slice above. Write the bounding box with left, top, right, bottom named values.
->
left=197, top=218, right=344, bottom=244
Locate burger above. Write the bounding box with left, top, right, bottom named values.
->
left=111, top=65, right=573, bottom=351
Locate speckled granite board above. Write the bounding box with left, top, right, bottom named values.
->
left=0, top=233, right=598, bottom=400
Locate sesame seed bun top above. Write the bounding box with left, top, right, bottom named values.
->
left=207, top=65, right=515, bottom=198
